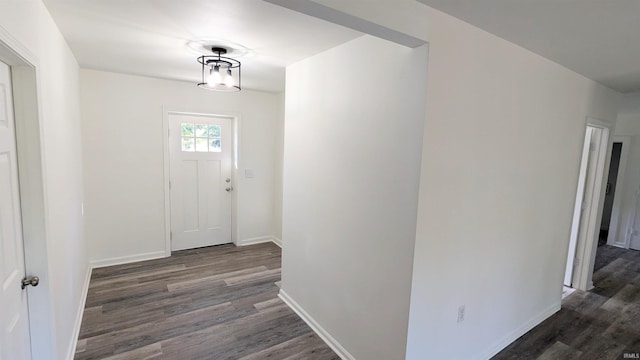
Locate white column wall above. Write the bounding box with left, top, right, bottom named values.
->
left=407, top=7, right=620, bottom=360
left=281, top=35, right=428, bottom=360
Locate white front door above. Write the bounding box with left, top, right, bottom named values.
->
left=169, top=114, right=233, bottom=251
left=0, top=62, right=32, bottom=359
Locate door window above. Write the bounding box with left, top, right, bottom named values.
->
left=181, top=123, right=221, bottom=152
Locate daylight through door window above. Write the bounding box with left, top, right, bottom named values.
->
left=181, top=123, right=221, bottom=152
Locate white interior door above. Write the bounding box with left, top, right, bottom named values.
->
left=169, top=114, right=232, bottom=251
left=0, top=61, right=32, bottom=359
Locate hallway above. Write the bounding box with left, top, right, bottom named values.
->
left=493, top=245, right=640, bottom=359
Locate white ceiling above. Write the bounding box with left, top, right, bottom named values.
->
left=45, top=0, right=640, bottom=94
left=43, top=0, right=361, bottom=92
left=418, top=0, right=640, bottom=93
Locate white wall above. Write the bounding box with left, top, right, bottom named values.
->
left=279, top=1, right=621, bottom=358
left=0, top=1, right=87, bottom=359
left=407, top=7, right=620, bottom=360
left=612, top=93, right=640, bottom=249
left=281, top=35, right=428, bottom=360
left=80, top=69, right=282, bottom=264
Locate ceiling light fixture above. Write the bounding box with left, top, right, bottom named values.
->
left=198, top=47, right=241, bottom=92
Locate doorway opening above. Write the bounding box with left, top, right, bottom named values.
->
left=601, top=138, right=631, bottom=249
left=599, top=142, right=622, bottom=246
left=163, top=111, right=238, bottom=254
left=564, top=120, right=611, bottom=292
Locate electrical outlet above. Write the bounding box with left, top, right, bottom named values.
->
left=457, top=305, right=465, bottom=323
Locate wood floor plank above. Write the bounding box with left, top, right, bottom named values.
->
left=209, top=313, right=313, bottom=360
left=162, top=280, right=276, bottom=317
left=166, top=266, right=268, bottom=292
left=102, top=343, right=163, bottom=360
left=74, top=243, right=338, bottom=359
left=158, top=304, right=293, bottom=358
left=281, top=343, right=342, bottom=360
left=83, top=301, right=237, bottom=355
left=79, top=308, right=166, bottom=339
left=537, top=341, right=582, bottom=360
left=230, top=287, right=280, bottom=310
left=90, top=264, right=187, bottom=287
left=253, top=297, right=283, bottom=311
left=75, top=339, right=87, bottom=353
left=238, top=332, right=326, bottom=360
left=224, top=268, right=281, bottom=286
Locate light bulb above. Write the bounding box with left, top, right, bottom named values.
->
left=208, top=65, right=222, bottom=86
left=224, top=68, right=235, bottom=87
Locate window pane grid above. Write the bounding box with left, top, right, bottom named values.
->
left=181, top=123, right=222, bottom=152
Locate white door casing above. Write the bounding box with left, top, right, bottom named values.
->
left=564, top=127, right=593, bottom=287
left=575, top=128, right=601, bottom=284
left=0, top=61, right=32, bottom=359
left=169, top=114, right=232, bottom=251
left=578, top=123, right=610, bottom=290
left=567, top=119, right=611, bottom=291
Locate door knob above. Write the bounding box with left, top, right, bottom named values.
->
left=226, top=186, right=234, bottom=192
left=21, top=276, right=39, bottom=289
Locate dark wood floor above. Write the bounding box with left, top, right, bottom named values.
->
left=74, top=242, right=339, bottom=360
left=492, top=244, right=640, bottom=360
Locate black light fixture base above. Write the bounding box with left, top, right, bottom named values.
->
left=211, top=47, right=228, bottom=55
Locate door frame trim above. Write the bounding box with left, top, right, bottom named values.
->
left=162, top=109, right=239, bottom=256
left=564, top=126, right=592, bottom=287
left=0, top=27, right=55, bottom=358
left=572, top=117, right=612, bottom=291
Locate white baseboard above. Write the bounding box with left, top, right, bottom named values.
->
left=278, top=290, right=355, bottom=360
left=480, top=302, right=560, bottom=359
left=66, top=265, right=92, bottom=360
left=236, top=236, right=272, bottom=246
left=586, top=281, right=594, bottom=291
left=90, top=251, right=167, bottom=269
left=272, top=236, right=282, bottom=248
left=237, top=235, right=282, bottom=248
